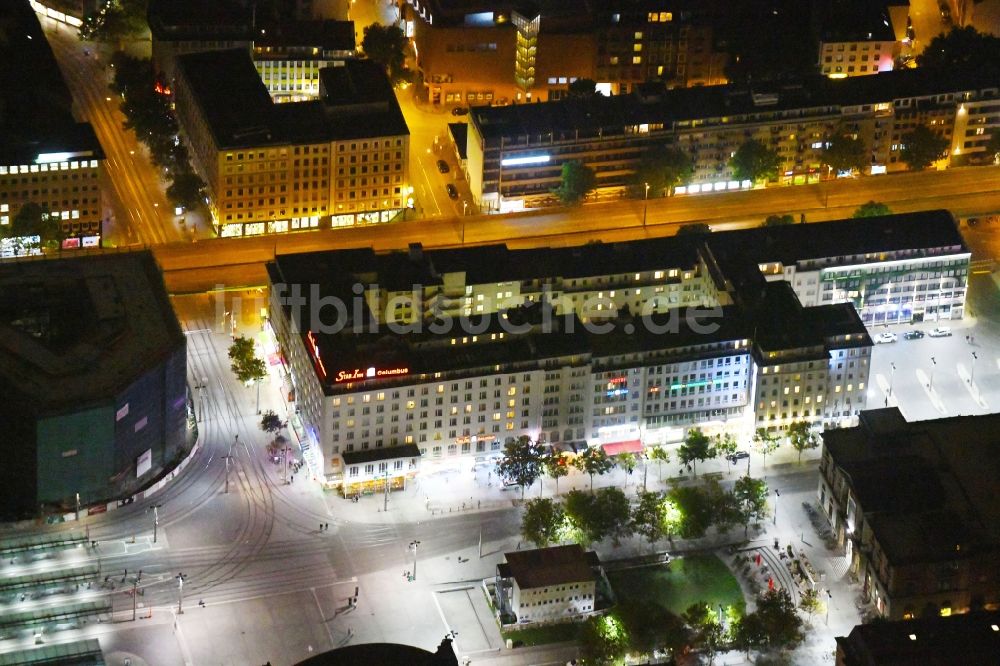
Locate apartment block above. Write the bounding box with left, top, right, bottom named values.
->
left=0, top=0, right=105, bottom=252
left=466, top=67, right=999, bottom=211
left=402, top=0, right=727, bottom=107
left=173, top=49, right=409, bottom=236
left=820, top=409, right=1000, bottom=620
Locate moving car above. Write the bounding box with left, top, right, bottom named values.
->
left=446, top=184, right=459, bottom=199
left=436, top=159, right=450, bottom=173
left=874, top=332, right=897, bottom=344
left=928, top=326, right=952, bottom=337
left=451, top=107, right=469, bottom=116
left=903, top=330, right=925, bottom=340
left=726, top=451, right=750, bottom=464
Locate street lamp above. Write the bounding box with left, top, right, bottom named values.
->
left=642, top=182, right=650, bottom=228
left=409, top=540, right=421, bottom=581
left=150, top=503, right=163, bottom=543
left=888, top=362, right=896, bottom=399
left=929, top=356, right=937, bottom=391
left=970, top=351, right=978, bottom=385
left=176, top=573, right=187, bottom=614
left=773, top=488, right=780, bottom=526
left=825, top=590, right=833, bottom=626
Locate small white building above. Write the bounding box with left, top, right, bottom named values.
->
left=340, top=443, right=420, bottom=498
left=495, top=545, right=601, bottom=625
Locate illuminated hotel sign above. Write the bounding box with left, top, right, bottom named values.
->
left=335, top=366, right=410, bottom=383
left=501, top=154, right=550, bottom=167
left=306, top=331, right=327, bottom=379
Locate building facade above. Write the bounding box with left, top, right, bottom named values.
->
left=173, top=50, right=410, bottom=236
left=466, top=67, right=1000, bottom=211
left=495, top=545, right=602, bottom=625
left=341, top=443, right=421, bottom=497
left=402, top=0, right=727, bottom=107
left=819, top=409, right=1000, bottom=621
left=0, top=252, right=188, bottom=519
left=1, top=0, right=105, bottom=252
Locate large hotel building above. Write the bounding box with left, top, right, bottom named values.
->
left=466, top=66, right=1000, bottom=212
left=1, top=0, right=104, bottom=254
left=267, top=211, right=968, bottom=488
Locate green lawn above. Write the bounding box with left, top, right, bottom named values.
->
left=607, top=554, right=746, bottom=617
left=501, top=621, right=581, bottom=647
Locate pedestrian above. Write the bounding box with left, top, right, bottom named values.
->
left=320, top=523, right=324, bottom=532
left=325, top=522, right=329, bottom=530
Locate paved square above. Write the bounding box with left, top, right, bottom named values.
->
left=435, top=586, right=502, bottom=656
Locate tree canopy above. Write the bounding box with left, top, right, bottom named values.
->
left=497, top=435, right=544, bottom=499
left=633, top=145, right=693, bottom=197
left=553, top=160, right=597, bottom=204
left=573, top=446, right=614, bottom=492
left=901, top=125, right=950, bottom=171
left=566, top=78, right=598, bottom=99
left=0, top=203, right=64, bottom=253
left=729, top=139, right=781, bottom=184
left=787, top=421, right=819, bottom=463
left=822, top=133, right=867, bottom=174
left=916, top=26, right=1000, bottom=72
left=361, top=24, right=410, bottom=85
left=80, top=0, right=149, bottom=43
left=521, top=497, right=564, bottom=548
left=852, top=201, right=892, bottom=218
left=762, top=214, right=794, bottom=227
left=228, top=336, right=267, bottom=385
left=678, top=428, right=715, bottom=477
left=733, top=475, right=769, bottom=536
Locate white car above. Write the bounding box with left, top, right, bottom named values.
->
left=928, top=326, right=953, bottom=338
left=874, top=332, right=897, bottom=344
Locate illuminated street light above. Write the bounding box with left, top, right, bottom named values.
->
left=643, top=182, right=650, bottom=228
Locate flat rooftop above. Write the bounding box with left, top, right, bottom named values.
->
left=176, top=50, right=408, bottom=149
left=836, top=611, right=1000, bottom=666
left=0, top=251, right=185, bottom=414
left=824, top=408, right=1000, bottom=564
left=470, top=67, right=1000, bottom=140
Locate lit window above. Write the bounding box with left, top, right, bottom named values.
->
left=632, top=56, right=642, bottom=64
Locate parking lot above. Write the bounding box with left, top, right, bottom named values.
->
left=866, top=274, right=1000, bottom=420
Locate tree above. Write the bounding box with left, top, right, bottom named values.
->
left=732, top=612, right=768, bottom=658
left=552, top=160, right=596, bottom=205
left=631, top=490, right=668, bottom=545
left=666, top=484, right=714, bottom=540
left=799, top=589, right=825, bottom=623
left=729, top=139, right=781, bottom=184
left=616, top=452, right=637, bottom=485
left=787, top=421, right=819, bottom=463
left=732, top=476, right=769, bottom=537
left=633, top=145, right=693, bottom=197
left=80, top=0, right=149, bottom=43
left=753, top=589, right=805, bottom=650
left=916, top=26, right=1000, bottom=72
left=578, top=614, right=629, bottom=665
left=901, top=125, right=950, bottom=171
left=260, top=410, right=286, bottom=435
left=676, top=222, right=712, bottom=236
left=166, top=171, right=206, bottom=210
left=361, top=24, right=409, bottom=85
left=762, top=214, right=794, bottom=227
left=616, top=601, right=691, bottom=658
left=228, top=336, right=267, bottom=413
left=496, top=435, right=544, bottom=500
left=567, top=78, right=598, bottom=99
left=683, top=602, right=724, bottom=662
left=853, top=200, right=892, bottom=218
left=521, top=498, right=564, bottom=548
left=3, top=203, right=64, bottom=253
left=574, top=447, right=615, bottom=492
left=543, top=452, right=570, bottom=495
left=822, top=133, right=866, bottom=175
left=752, top=428, right=780, bottom=468
left=678, top=428, right=715, bottom=477
left=713, top=433, right=738, bottom=461
left=562, top=488, right=632, bottom=544
left=649, top=445, right=670, bottom=481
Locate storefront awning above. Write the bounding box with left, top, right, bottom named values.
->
left=601, top=440, right=643, bottom=456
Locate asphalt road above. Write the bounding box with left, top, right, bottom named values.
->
left=43, top=17, right=187, bottom=246
left=153, top=164, right=1000, bottom=293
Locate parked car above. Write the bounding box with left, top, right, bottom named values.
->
left=903, top=330, right=925, bottom=340
left=726, top=451, right=750, bottom=464
left=451, top=107, right=469, bottom=116
left=929, top=326, right=953, bottom=337
left=436, top=159, right=450, bottom=173
left=446, top=183, right=459, bottom=199
left=874, top=332, right=897, bottom=344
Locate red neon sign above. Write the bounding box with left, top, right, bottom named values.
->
left=306, top=331, right=327, bottom=379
